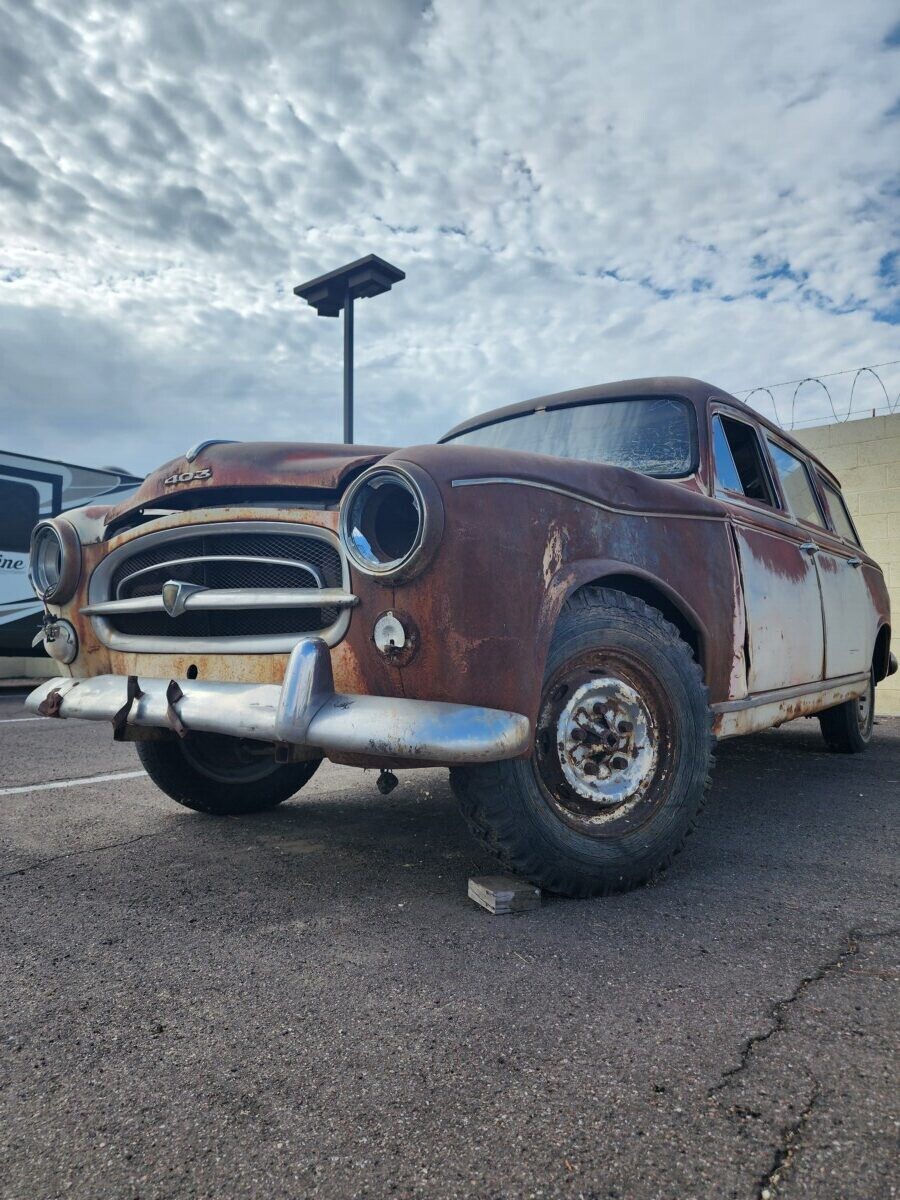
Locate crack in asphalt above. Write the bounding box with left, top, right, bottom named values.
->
left=708, top=925, right=899, bottom=1198
left=0, top=823, right=189, bottom=881
left=707, top=926, right=892, bottom=1096
left=756, top=1079, right=821, bottom=1200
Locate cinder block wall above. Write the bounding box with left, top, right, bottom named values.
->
left=795, top=413, right=899, bottom=715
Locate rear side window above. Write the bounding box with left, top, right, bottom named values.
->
left=766, top=441, right=825, bottom=526
left=712, top=415, right=775, bottom=505
left=819, top=477, right=860, bottom=545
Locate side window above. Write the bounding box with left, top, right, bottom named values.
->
left=766, top=441, right=825, bottom=526
left=712, top=414, right=775, bottom=505
left=819, top=477, right=861, bottom=546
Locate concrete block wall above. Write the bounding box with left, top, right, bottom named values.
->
left=795, top=412, right=899, bottom=715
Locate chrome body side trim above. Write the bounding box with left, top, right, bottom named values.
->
left=710, top=670, right=869, bottom=714
left=450, top=476, right=726, bottom=522
left=88, top=520, right=352, bottom=654
left=711, top=672, right=870, bottom=741
left=25, top=639, right=532, bottom=765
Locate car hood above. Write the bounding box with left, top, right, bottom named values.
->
left=104, top=441, right=395, bottom=525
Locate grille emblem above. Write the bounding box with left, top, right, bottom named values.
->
left=162, top=580, right=206, bottom=618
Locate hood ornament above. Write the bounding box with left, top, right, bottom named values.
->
left=162, top=580, right=206, bottom=618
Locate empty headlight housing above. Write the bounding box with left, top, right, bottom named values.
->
left=339, top=465, right=444, bottom=583
left=30, top=519, right=81, bottom=603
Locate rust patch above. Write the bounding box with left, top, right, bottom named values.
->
left=37, top=687, right=65, bottom=718
left=737, top=528, right=808, bottom=582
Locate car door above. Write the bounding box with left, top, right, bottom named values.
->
left=812, top=471, right=874, bottom=678
left=710, top=410, right=824, bottom=693
left=763, top=438, right=873, bottom=680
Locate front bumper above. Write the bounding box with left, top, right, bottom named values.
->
left=25, top=638, right=531, bottom=765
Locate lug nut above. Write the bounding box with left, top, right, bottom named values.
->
left=582, top=760, right=599, bottom=776
left=610, top=756, right=629, bottom=771
left=617, top=720, right=633, bottom=734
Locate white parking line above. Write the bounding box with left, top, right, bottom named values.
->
left=0, top=770, right=147, bottom=797
left=0, top=717, right=46, bottom=723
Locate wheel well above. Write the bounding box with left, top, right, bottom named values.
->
left=575, top=574, right=704, bottom=672
left=874, top=625, right=892, bottom=683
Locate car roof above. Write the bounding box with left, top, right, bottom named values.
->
left=439, top=376, right=840, bottom=487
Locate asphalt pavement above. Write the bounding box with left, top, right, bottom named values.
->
left=1, top=688, right=897, bottom=1200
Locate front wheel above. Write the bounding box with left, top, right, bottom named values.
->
left=136, top=732, right=320, bottom=815
left=451, top=588, right=714, bottom=897
left=818, top=672, right=874, bottom=753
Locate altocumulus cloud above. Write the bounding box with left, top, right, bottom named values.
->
left=0, top=0, right=898, bottom=471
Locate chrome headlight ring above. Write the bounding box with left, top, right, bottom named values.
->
left=29, top=519, right=81, bottom=604
left=339, top=464, right=444, bottom=584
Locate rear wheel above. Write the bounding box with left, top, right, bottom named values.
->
left=818, top=672, right=874, bottom=754
left=136, top=732, right=320, bottom=815
left=450, top=588, right=714, bottom=897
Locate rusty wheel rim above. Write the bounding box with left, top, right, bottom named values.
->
left=534, top=651, right=673, bottom=836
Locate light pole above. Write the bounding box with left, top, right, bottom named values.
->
left=293, top=254, right=405, bottom=444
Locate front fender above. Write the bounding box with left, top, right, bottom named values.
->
left=388, top=465, right=738, bottom=727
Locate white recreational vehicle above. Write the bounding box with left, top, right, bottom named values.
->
left=0, top=451, right=141, bottom=653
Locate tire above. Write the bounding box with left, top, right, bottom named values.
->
left=818, top=671, right=874, bottom=754
left=450, top=587, right=714, bottom=897
left=136, top=731, right=320, bottom=815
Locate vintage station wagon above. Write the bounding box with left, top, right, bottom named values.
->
left=27, top=378, right=895, bottom=895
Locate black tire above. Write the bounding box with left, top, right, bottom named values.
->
left=136, top=732, right=320, bottom=815
left=450, top=587, right=714, bottom=897
left=818, top=672, right=874, bottom=754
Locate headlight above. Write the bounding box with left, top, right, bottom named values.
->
left=339, top=465, right=444, bottom=583
left=29, top=520, right=81, bottom=603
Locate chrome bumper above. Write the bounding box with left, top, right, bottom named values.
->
left=24, top=638, right=531, bottom=765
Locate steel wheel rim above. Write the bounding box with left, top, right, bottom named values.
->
left=534, top=651, right=673, bottom=837
left=556, top=677, right=658, bottom=806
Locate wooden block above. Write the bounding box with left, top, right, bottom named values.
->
left=468, top=875, right=541, bottom=914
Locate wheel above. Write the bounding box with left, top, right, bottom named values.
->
left=818, top=672, right=874, bottom=753
left=136, top=732, right=320, bottom=815
left=450, top=587, right=714, bottom=897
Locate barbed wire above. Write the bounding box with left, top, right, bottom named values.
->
left=735, top=359, right=900, bottom=429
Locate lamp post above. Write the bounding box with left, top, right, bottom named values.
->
left=293, top=254, right=405, bottom=444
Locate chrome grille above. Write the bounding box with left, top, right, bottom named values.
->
left=86, top=521, right=353, bottom=654
left=111, top=531, right=342, bottom=595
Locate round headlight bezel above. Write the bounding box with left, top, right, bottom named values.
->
left=29, top=519, right=81, bottom=604
left=339, top=464, right=444, bottom=584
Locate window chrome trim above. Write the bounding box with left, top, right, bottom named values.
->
left=88, top=520, right=352, bottom=654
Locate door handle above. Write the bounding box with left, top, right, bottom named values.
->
left=847, top=557, right=862, bottom=568
left=800, top=542, right=819, bottom=555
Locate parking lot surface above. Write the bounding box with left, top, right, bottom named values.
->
left=1, top=689, right=897, bottom=1200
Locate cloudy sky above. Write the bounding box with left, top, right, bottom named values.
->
left=1, top=0, right=898, bottom=475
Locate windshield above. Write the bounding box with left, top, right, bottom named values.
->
left=443, top=397, right=696, bottom=478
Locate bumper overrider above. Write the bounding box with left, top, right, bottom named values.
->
left=25, top=638, right=532, bottom=765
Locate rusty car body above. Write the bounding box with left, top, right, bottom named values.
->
left=26, top=378, right=895, bottom=895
